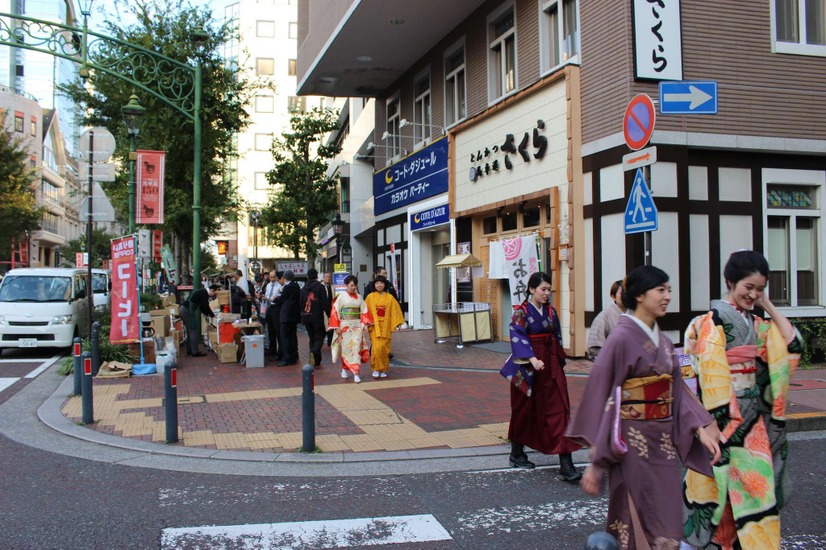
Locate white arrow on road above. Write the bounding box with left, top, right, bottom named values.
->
left=663, top=85, right=713, bottom=110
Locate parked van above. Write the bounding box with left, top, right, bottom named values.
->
left=0, top=268, right=91, bottom=353
left=91, top=268, right=111, bottom=310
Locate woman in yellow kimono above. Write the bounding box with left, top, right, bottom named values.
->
left=683, top=250, right=801, bottom=550
left=364, top=275, right=404, bottom=379
left=329, top=274, right=373, bottom=383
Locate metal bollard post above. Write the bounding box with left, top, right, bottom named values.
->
left=164, top=364, right=179, bottom=443
left=72, top=337, right=83, bottom=396
left=301, top=363, right=315, bottom=452
left=90, top=321, right=101, bottom=376
left=80, top=351, right=94, bottom=424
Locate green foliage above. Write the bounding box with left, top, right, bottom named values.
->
left=62, top=227, right=118, bottom=268
left=0, top=114, right=44, bottom=257
left=263, top=107, right=343, bottom=264
left=57, top=339, right=138, bottom=375
left=790, top=317, right=826, bottom=368
left=59, top=0, right=259, bottom=248
left=140, top=292, right=163, bottom=311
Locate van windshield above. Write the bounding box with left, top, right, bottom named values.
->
left=0, top=275, right=72, bottom=302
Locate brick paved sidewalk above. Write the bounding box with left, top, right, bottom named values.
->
left=60, top=328, right=824, bottom=454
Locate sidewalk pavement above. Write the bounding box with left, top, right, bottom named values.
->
left=56, top=328, right=826, bottom=462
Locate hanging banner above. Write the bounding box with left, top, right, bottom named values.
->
left=110, top=235, right=139, bottom=343
left=501, top=235, right=539, bottom=306
left=161, top=244, right=177, bottom=284
left=136, top=150, right=165, bottom=224
left=152, top=230, right=163, bottom=261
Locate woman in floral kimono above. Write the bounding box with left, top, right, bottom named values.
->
left=329, top=275, right=373, bottom=384
left=501, top=272, right=582, bottom=481
left=567, top=266, right=720, bottom=550
left=364, top=275, right=404, bottom=379
left=682, top=251, right=800, bottom=550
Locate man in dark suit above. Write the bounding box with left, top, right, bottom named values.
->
left=322, top=271, right=334, bottom=346
left=262, top=270, right=284, bottom=357
left=300, top=268, right=329, bottom=367
left=274, top=270, right=300, bottom=366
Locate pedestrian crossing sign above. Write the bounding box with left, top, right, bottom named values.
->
left=624, top=169, right=658, bottom=234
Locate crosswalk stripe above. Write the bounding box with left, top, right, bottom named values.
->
left=25, top=354, right=62, bottom=378
left=161, top=514, right=453, bottom=549
left=0, top=378, right=18, bottom=392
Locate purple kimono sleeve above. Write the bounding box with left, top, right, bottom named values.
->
left=671, top=367, right=715, bottom=477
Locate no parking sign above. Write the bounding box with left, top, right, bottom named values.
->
left=623, top=94, right=656, bottom=151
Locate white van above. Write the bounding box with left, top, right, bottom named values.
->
left=91, top=268, right=111, bottom=310
left=0, top=268, right=91, bottom=353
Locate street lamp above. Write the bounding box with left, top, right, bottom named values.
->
left=121, top=93, right=146, bottom=234
left=250, top=210, right=260, bottom=266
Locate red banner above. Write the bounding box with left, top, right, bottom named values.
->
left=136, top=150, right=165, bottom=224
left=152, top=230, right=163, bottom=261
left=110, top=236, right=139, bottom=343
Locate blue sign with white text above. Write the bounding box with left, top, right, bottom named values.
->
left=659, top=81, right=718, bottom=114
left=373, top=137, right=449, bottom=215
left=624, top=169, right=658, bottom=234
left=410, top=204, right=450, bottom=231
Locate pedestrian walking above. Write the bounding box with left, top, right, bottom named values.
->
left=329, top=274, right=373, bottom=383
left=274, top=270, right=300, bottom=366
left=586, top=279, right=626, bottom=359
left=500, top=272, right=582, bottom=481
left=682, top=250, right=801, bottom=550
left=364, top=275, right=404, bottom=378
left=300, top=268, right=329, bottom=367
left=567, top=265, right=720, bottom=550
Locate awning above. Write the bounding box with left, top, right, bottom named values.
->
left=435, top=253, right=483, bottom=269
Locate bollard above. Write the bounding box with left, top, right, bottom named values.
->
left=301, top=363, right=315, bottom=452
left=72, top=337, right=83, bottom=396
left=80, top=351, right=94, bottom=424
left=164, top=364, right=179, bottom=443
left=90, top=321, right=101, bottom=376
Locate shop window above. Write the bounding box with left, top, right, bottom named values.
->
left=256, top=20, right=275, bottom=37
left=501, top=210, right=518, bottom=232
left=444, top=42, right=466, bottom=126
left=483, top=216, right=498, bottom=234
left=488, top=4, right=516, bottom=102
left=256, top=58, right=274, bottom=75
left=540, top=0, right=580, bottom=72
left=766, top=184, right=820, bottom=306
left=773, top=0, right=826, bottom=56
left=413, top=71, right=431, bottom=145
left=523, top=205, right=541, bottom=227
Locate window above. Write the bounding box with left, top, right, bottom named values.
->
left=255, top=95, right=274, bottom=113
left=14, top=112, right=24, bottom=133
left=42, top=181, right=60, bottom=205
left=483, top=216, right=498, bottom=234
left=288, top=59, right=297, bottom=76
left=15, top=65, right=23, bottom=77
left=386, top=96, right=401, bottom=159
left=256, top=58, right=274, bottom=75
left=540, top=0, right=580, bottom=72
left=254, top=172, right=270, bottom=190
left=30, top=116, right=36, bottom=136
left=444, top=43, right=466, bottom=126
left=766, top=183, right=821, bottom=306
left=413, top=71, right=431, bottom=145
left=256, top=20, right=275, bottom=37
left=523, top=205, right=541, bottom=227
left=288, top=96, right=306, bottom=112
left=488, top=5, right=517, bottom=101
left=340, top=177, right=350, bottom=213
left=254, top=133, right=272, bottom=151
left=501, top=210, right=518, bottom=232
left=288, top=22, right=297, bottom=39
left=773, top=0, right=826, bottom=55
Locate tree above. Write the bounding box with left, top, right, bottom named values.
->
left=263, top=107, right=342, bottom=266
left=59, top=0, right=258, bottom=264
left=0, top=118, right=43, bottom=259
left=62, top=227, right=118, bottom=268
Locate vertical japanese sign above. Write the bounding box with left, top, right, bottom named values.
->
left=136, top=150, right=165, bottom=224
left=152, top=230, right=163, bottom=261
left=110, top=235, right=139, bottom=343
left=633, top=0, right=683, bottom=81
left=161, top=244, right=177, bottom=284
left=504, top=235, right=539, bottom=306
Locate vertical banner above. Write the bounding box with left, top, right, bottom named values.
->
left=161, top=244, right=177, bottom=284
left=136, top=150, right=165, bottom=224
left=504, top=235, right=540, bottom=306
left=110, top=235, right=139, bottom=343
left=152, top=230, right=163, bottom=261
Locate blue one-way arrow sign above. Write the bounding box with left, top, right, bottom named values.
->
left=659, top=81, right=718, bottom=114
left=625, top=169, right=658, bottom=234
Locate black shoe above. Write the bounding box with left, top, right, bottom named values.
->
left=277, top=360, right=296, bottom=367
left=558, top=453, right=582, bottom=482
left=509, top=454, right=535, bottom=469
left=191, top=351, right=207, bottom=357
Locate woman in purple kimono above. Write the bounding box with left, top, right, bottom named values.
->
left=502, top=272, right=582, bottom=481
left=567, top=266, right=720, bottom=549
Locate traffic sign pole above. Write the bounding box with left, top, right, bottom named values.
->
left=644, top=165, right=652, bottom=266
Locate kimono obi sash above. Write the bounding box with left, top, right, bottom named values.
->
left=339, top=306, right=361, bottom=320
left=620, top=373, right=673, bottom=420
left=727, top=344, right=758, bottom=391
left=527, top=332, right=555, bottom=350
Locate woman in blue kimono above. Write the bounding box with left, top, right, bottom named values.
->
left=501, top=271, right=582, bottom=481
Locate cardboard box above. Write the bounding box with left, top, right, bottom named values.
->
left=127, top=338, right=156, bottom=364
left=149, top=310, right=170, bottom=337
left=216, top=289, right=230, bottom=306
left=215, top=343, right=238, bottom=363
left=161, top=294, right=176, bottom=308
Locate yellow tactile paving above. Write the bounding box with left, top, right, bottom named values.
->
left=61, top=377, right=507, bottom=453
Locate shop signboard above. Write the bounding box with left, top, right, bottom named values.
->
left=276, top=261, right=308, bottom=276
left=373, top=136, right=448, bottom=215
left=410, top=203, right=449, bottom=231
left=110, top=235, right=139, bottom=343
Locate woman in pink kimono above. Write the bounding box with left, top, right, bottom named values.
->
left=328, top=274, right=373, bottom=384
left=567, top=266, right=720, bottom=550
